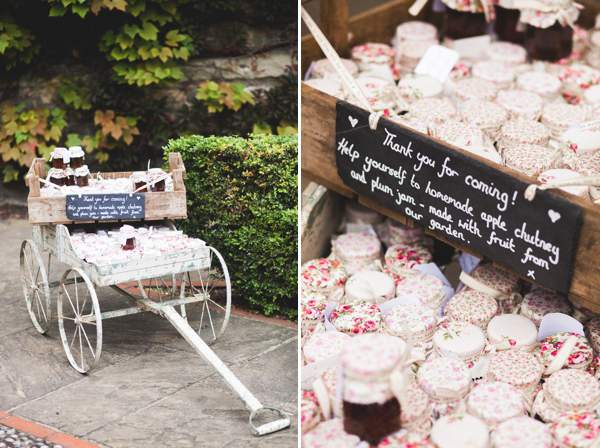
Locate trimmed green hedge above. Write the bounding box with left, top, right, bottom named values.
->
left=164, top=134, right=298, bottom=319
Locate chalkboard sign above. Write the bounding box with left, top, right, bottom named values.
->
left=335, top=101, right=582, bottom=294
left=66, top=194, right=145, bottom=221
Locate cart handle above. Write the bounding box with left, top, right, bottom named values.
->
left=248, top=406, right=292, bottom=436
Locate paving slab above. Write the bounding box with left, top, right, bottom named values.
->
left=0, top=219, right=298, bottom=447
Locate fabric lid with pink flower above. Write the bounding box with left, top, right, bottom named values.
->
left=492, top=416, right=553, bottom=448
left=378, top=430, right=434, bottom=447
left=486, top=41, right=527, bottom=65
left=331, top=300, right=383, bottom=335
left=487, top=350, right=543, bottom=394
left=496, top=89, right=545, bottom=121
left=387, top=115, right=430, bottom=135
left=551, top=411, right=600, bottom=448
left=384, top=301, right=438, bottom=341
left=435, top=121, right=486, bottom=151
left=302, top=418, right=361, bottom=447
left=521, top=289, right=572, bottom=326
left=516, top=70, right=562, bottom=98
left=541, top=103, right=589, bottom=136
left=563, top=126, right=600, bottom=156
left=444, top=289, right=499, bottom=330
left=503, top=144, right=559, bottom=177
left=452, top=77, right=498, bottom=104
left=585, top=316, right=600, bottom=353
left=430, top=414, right=489, bottom=448
left=539, top=332, right=594, bottom=370
left=345, top=270, right=395, bottom=305
left=303, top=330, right=351, bottom=364
left=417, top=357, right=472, bottom=401
left=538, top=169, right=589, bottom=199
left=335, top=232, right=381, bottom=262
left=519, top=0, right=582, bottom=29
left=472, top=60, right=516, bottom=88
left=301, top=290, right=328, bottom=323
left=399, top=39, right=438, bottom=65
left=469, top=262, right=521, bottom=314
left=500, top=119, right=550, bottom=148
left=460, top=100, right=509, bottom=138
left=397, top=74, right=443, bottom=102
left=384, top=243, right=432, bottom=285
left=354, top=76, right=396, bottom=101
left=467, top=381, right=525, bottom=427
left=301, top=389, right=322, bottom=434
left=395, top=20, right=438, bottom=42
left=544, top=369, right=600, bottom=412
left=439, top=0, right=486, bottom=13
left=300, top=258, right=347, bottom=293
left=409, top=98, right=459, bottom=126
left=400, top=379, right=432, bottom=429
left=395, top=273, right=446, bottom=310
left=532, top=389, right=564, bottom=423
left=351, top=43, right=395, bottom=68
left=433, top=321, right=485, bottom=363
left=487, top=314, right=538, bottom=351
left=559, top=64, right=600, bottom=96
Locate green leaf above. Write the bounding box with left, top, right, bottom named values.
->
left=122, top=24, right=140, bottom=39
left=138, top=22, right=158, bottom=41
left=165, top=29, right=185, bottom=46
left=71, top=4, right=89, bottom=18
left=253, top=123, right=272, bottom=135
left=0, top=41, right=8, bottom=53
left=49, top=5, right=67, bottom=16
left=3, top=164, right=18, bottom=183
left=65, top=133, right=82, bottom=147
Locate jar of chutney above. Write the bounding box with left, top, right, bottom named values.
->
left=69, top=146, right=85, bottom=169
left=50, top=147, right=70, bottom=169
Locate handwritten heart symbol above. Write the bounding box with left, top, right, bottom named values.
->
left=136, top=197, right=141, bottom=200
left=348, top=116, right=358, bottom=128
left=548, top=210, right=561, bottom=223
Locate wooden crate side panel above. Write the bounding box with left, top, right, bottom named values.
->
left=300, top=85, right=600, bottom=312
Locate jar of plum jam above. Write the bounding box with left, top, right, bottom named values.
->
left=50, top=147, right=70, bottom=169
left=148, top=168, right=166, bottom=192
left=74, top=165, right=90, bottom=187
left=445, top=7, right=488, bottom=40
left=119, top=225, right=137, bottom=251
left=494, top=1, right=525, bottom=44
left=130, top=171, right=148, bottom=192
left=48, top=168, right=67, bottom=187
left=64, top=168, right=75, bottom=186
left=341, top=333, right=408, bottom=445
left=69, top=146, right=85, bottom=169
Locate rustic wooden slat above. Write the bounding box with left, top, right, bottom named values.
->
left=300, top=83, right=600, bottom=312
left=321, top=0, right=350, bottom=58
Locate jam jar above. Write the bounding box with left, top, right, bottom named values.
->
left=119, top=225, right=137, bottom=251
left=147, top=168, right=166, bottom=192
left=64, top=167, right=75, bottom=186
left=74, top=165, right=90, bottom=187
left=341, top=333, right=407, bottom=445
left=519, top=0, right=580, bottom=62
left=48, top=168, right=67, bottom=187
left=68, top=146, right=85, bottom=169
left=130, top=171, right=148, bottom=192
left=441, top=0, right=488, bottom=41
left=494, top=1, right=525, bottom=44
left=50, top=147, right=69, bottom=169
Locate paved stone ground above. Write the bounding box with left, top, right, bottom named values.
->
left=0, top=219, right=298, bottom=447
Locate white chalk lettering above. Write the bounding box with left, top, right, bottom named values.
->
left=372, top=177, right=393, bottom=196
left=480, top=212, right=507, bottom=232
left=405, top=207, right=423, bottom=220
left=396, top=190, right=416, bottom=206
left=383, top=128, right=414, bottom=158
left=351, top=170, right=367, bottom=184
left=363, top=156, right=408, bottom=184
left=337, top=138, right=360, bottom=162
left=437, top=157, right=459, bottom=179
left=429, top=219, right=465, bottom=241
left=457, top=218, right=482, bottom=237
left=514, top=223, right=560, bottom=264
left=521, top=247, right=550, bottom=270
left=487, top=231, right=516, bottom=252
left=425, top=181, right=474, bottom=216
left=414, top=152, right=435, bottom=172
left=464, top=175, right=509, bottom=212
left=428, top=205, right=453, bottom=223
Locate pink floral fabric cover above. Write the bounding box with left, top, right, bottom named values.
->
left=485, top=42, right=527, bottom=65
left=401, top=379, right=432, bottom=427
left=378, top=430, right=434, bottom=447
left=521, top=289, right=572, bottom=326
left=532, top=390, right=564, bottom=423
left=331, top=301, right=383, bottom=335
left=495, top=89, right=544, bottom=121
left=335, top=232, right=381, bottom=262
left=585, top=316, right=600, bottom=352
left=460, top=100, right=508, bottom=134
left=395, top=273, right=446, bottom=309
left=440, top=0, right=486, bottom=13
left=487, top=314, right=538, bottom=350
left=384, top=243, right=432, bottom=284
left=503, top=144, right=559, bottom=177
left=395, top=21, right=438, bottom=41
left=302, top=418, right=361, bottom=447
left=303, top=331, right=351, bottom=364
left=516, top=70, right=561, bottom=97
left=301, top=389, right=322, bottom=434
left=301, top=258, right=347, bottom=292
left=384, top=301, right=437, bottom=341
left=467, top=381, right=525, bottom=426
left=301, top=291, right=329, bottom=339
left=311, top=58, right=359, bottom=79
left=433, top=321, right=485, bottom=363
left=487, top=350, right=543, bottom=394
left=559, top=64, right=600, bottom=93
left=500, top=119, right=550, bottom=147
left=541, top=103, right=588, bottom=134
left=430, top=414, right=490, bottom=448
left=538, top=169, right=589, bottom=199
left=397, top=74, right=443, bottom=102
left=551, top=411, right=600, bottom=448
left=453, top=77, right=498, bottom=103
left=417, top=357, right=471, bottom=401
left=351, top=43, right=395, bottom=66
left=492, top=416, right=553, bottom=448
left=435, top=121, right=485, bottom=150
left=519, top=0, right=582, bottom=29
left=387, top=115, right=430, bottom=135
left=444, top=289, right=498, bottom=330
left=409, top=98, right=459, bottom=126
left=472, top=60, right=516, bottom=86
left=544, top=369, right=600, bottom=412
left=469, top=263, right=521, bottom=313
left=539, top=332, right=594, bottom=369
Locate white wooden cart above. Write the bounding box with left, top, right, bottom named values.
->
left=19, top=155, right=291, bottom=436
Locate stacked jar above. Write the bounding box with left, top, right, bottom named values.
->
left=47, top=146, right=90, bottom=188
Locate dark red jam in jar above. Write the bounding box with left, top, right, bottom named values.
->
left=122, top=237, right=136, bottom=251
left=341, top=334, right=406, bottom=445
left=130, top=171, right=147, bottom=192
left=48, top=168, right=66, bottom=187
left=51, top=147, right=69, bottom=169
left=148, top=168, right=166, bottom=192
left=69, top=146, right=85, bottom=169
left=525, top=22, right=573, bottom=62
left=445, top=8, right=487, bottom=41
left=64, top=168, right=75, bottom=186
left=74, top=166, right=90, bottom=187
left=119, top=225, right=137, bottom=251
left=494, top=5, right=525, bottom=44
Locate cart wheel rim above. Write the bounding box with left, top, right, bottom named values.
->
left=20, top=240, right=51, bottom=334
left=179, top=246, right=232, bottom=346
left=57, top=268, right=102, bottom=374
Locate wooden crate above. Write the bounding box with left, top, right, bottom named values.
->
left=25, top=152, right=187, bottom=225
left=301, top=0, right=600, bottom=313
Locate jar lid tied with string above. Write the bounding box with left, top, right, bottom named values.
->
left=492, top=416, right=553, bottom=448
left=385, top=301, right=438, bottom=342
left=345, top=271, right=395, bottom=305
left=300, top=258, right=347, bottom=300
left=330, top=301, right=383, bottom=335
left=466, top=381, right=525, bottom=427
left=395, top=273, right=447, bottom=311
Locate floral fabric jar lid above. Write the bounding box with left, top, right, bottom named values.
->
left=486, top=41, right=528, bottom=66
left=559, top=64, right=600, bottom=96
left=351, top=43, right=395, bottom=69
left=460, top=100, right=509, bottom=140
left=538, top=169, right=589, bottom=199
left=417, top=357, right=472, bottom=402
left=311, top=58, right=359, bottom=79
left=331, top=301, right=383, bottom=335
left=449, top=62, right=471, bottom=82
left=532, top=389, right=564, bottom=423
left=500, top=119, right=550, bottom=148
left=444, top=289, right=499, bottom=331
left=516, top=70, right=562, bottom=98
left=492, top=416, right=553, bottom=448
left=551, top=411, right=600, bottom=448
left=387, top=115, right=430, bottom=135
left=378, top=430, right=434, bottom=447
left=541, top=103, right=589, bottom=136
left=409, top=98, right=459, bottom=127
left=384, top=243, right=432, bottom=284
left=354, top=76, right=396, bottom=101
left=401, top=379, right=432, bottom=430
left=303, top=331, right=351, bottom=364
left=303, top=418, right=361, bottom=447
left=463, top=145, right=503, bottom=164
left=385, top=302, right=437, bottom=342
left=397, top=74, right=443, bottom=103
left=301, top=389, right=322, bottom=434
left=430, top=414, right=489, bottom=448
left=503, top=144, right=559, bottom=177
left=395, top=274, right=446, bottom=310
left=433, top=321, right=485, bottom=363
left=576, top=151, right=600, bottom=176
left=487, top=314, right=538, bottom=350
left=563, top=126, right=600, bottom=156
left=467, top=381, right=525, bottom=427
left=495, top=89, right=545, bottom=121
left=487, top=350, right=543, bottom=396
left=322, top=365, right=343, bottom=418
left=544, top=369, right=600, bottom=412
left=452, top=77, right=498, bottom=104
left=435, top=121, right=486, bottom=151
left=469, top=262, right=521, bottom=314
left=301, top=291, right=328, bottom=338
left=345, top=270, right=395, bottom=305
left=303, top=78, right=346, bottom=100
left=334, top=232, right=381, bottom=275
left=439, top=0, right=485, bottom=13
left=300, top=258, right=347, bottom=296
left=395, top=21, right=438, bottom=42
left=341, top=333, right=406, bottom=404
left=540, top=332, right=594, bottom=370
left=472, top=60, right=516, bottom=88
left=521, top=289, right=572, bottom=326
left=519, top=0, right=582, bottom=29
left=585, top=316, right=600, bottom=353
left=583, top=84, right=600, bottom=107
left=399, top=40, right=438, bottom=68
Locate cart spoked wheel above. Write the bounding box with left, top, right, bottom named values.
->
left=137, top=274, right=177, bottom=302
left=179, top=247, right=231, bottom=345
left=57, top=268, right=102, bottom=374
left=20, top=240, right=52, bottom=334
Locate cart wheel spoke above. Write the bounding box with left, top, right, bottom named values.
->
left=138, top=274, right=177, bottom=303
left=58, top=268, right=102, bottom=374
left=178, top=247, right=231, bottom=346
left=20, top=240, right=51, bottom=334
